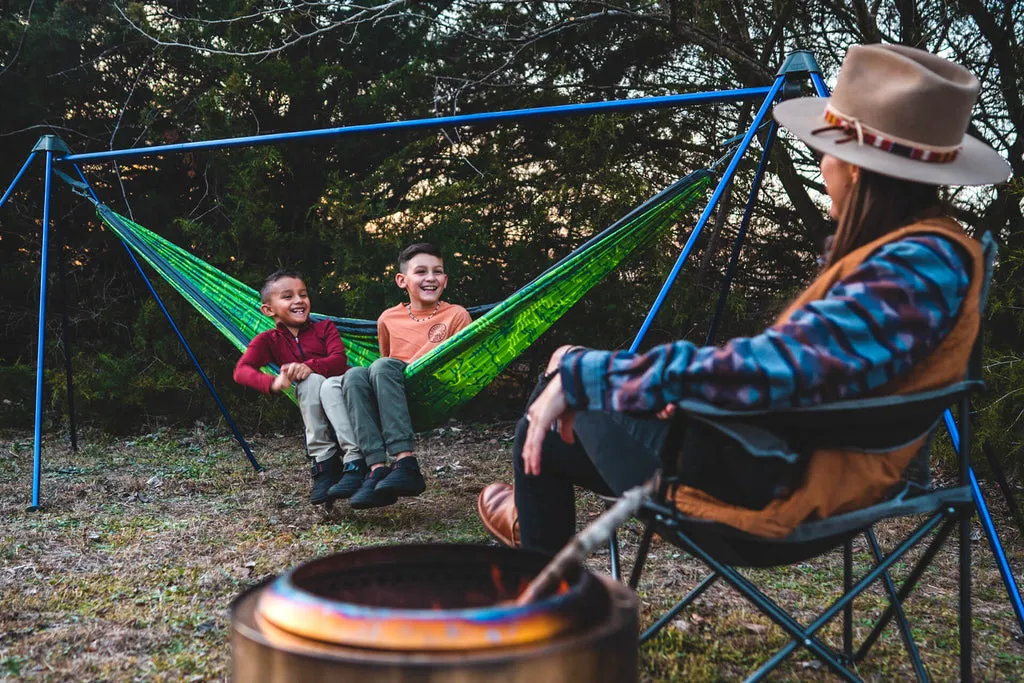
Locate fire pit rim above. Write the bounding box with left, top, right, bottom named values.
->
left=254, top=543, right=602, bottom=651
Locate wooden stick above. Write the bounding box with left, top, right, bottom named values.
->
left=515, top=479, right=655, bottom=606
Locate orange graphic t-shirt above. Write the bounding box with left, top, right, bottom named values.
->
left=377, top=301, right=472, bottom=363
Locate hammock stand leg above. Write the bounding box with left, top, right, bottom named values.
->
left=25, top=150, right=58, bottom=510
left=57, top=219, right=78, bottom=452
left=0, top=154, right=43, bottom=495
left=629, top=73, right=786, bottom=352
left=704, top=122, right=778, bottom=346
left=981, top=439, right=1024, bottom=547
left=63, top=162, right=264, bottom=474
left=943, top=404, right=1024, bottom=638
left=0, top=152, right=37, bottom=210
left=117, top=241, right=264, bottom=472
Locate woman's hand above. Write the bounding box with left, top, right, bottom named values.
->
left=522, top=374, right=575, bottom=476
left=544, top=344, right=581, bottom=376
left=655, top=404, right=677, bottom=420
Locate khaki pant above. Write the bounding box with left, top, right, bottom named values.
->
left=293, top=373, right=360, bottom=463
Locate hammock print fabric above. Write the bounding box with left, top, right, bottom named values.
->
left=94, top=169, right=712, bottom=428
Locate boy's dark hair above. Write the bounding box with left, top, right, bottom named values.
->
left=398, top=242, right=443, bottom=273
left=261, top=269, right=305, bottom=303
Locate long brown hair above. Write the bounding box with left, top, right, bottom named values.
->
left=825, top=168, right=942, bottom=268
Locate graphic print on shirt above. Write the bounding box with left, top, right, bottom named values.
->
left=428, top=323, right=448, bottom=343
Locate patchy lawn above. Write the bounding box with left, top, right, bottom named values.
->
left=1, top=423, right=1022, bottom=681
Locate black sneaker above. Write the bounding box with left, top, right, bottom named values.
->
left=310, top=456, right=342, bottom=505
left=349, top=466, right=398, bottom=510
left=327, top=461, right=368, bottom=500
left=374, top=456, right=427, bottom=497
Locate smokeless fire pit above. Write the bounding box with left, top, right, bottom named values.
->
left=231, top=544, right=639, bottom=682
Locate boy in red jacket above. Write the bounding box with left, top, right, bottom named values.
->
left=233, top=269, right=358, bottom=504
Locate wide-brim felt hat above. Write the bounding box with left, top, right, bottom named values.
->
left=774, top=44, right=1010, bottom=186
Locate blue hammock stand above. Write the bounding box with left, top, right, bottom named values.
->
left=3, top=49, right=1022, bottom=639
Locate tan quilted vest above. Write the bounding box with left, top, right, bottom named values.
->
left=672, top=216, right=984, bottom=537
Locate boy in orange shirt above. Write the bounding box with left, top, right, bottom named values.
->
left=321, top=243, right=471, bottom=509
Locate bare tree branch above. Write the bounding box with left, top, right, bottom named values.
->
left=0, top=0, right=36, bottom=79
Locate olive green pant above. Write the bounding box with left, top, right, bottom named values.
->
left=320, top=358, right=414, bottom=467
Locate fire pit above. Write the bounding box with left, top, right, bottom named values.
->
left=231, top=544, right=638, bottom=682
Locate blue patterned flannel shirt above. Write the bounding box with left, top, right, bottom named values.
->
left=559, top=235, right=971, bottom=413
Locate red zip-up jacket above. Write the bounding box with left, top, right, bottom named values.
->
left=233, top=319, right=349, bottom=394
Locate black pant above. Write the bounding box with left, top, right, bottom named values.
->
left=513, top=376, right=669, bottom=554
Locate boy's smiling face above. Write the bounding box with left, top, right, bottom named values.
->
left=396, top=254, right=448, bottom=309
left=260, top=276, right=310, bottom=332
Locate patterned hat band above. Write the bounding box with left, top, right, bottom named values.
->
left=811, top=104, right=962, bottom=164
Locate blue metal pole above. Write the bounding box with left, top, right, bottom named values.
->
left=810, top=72, right=830, bottom=98
left=630, top=75, right=786, bottom=352
left=0, top=152, right=37, bottom=211
left=69, top=165, right=263, bottom=472
left=60, top=87, right=774, bottom=164
left=29, top=151, right=55, bottom=509
left=116, top=242, right=264, bottom=472
left=57, top=217, right=78, bottom=452
left=705, top=123, right=778, bottom=345
left=943, top=409, right=1024, bottom=635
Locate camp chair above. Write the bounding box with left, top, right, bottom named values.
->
left=615, top=238, right=996, bottom=682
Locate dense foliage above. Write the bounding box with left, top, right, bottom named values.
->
left=0, top=1, right=1020, bottom=472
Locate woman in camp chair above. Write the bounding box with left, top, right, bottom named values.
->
left=477, top=44, right=1011, bottom=554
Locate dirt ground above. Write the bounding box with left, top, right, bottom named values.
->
left=2, top=422, right=1023, bottom=681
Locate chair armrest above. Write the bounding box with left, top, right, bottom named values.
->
left=673, top=380, right=983, bottom=454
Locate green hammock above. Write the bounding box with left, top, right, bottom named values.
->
left=93, top=170, right=712, bottom=428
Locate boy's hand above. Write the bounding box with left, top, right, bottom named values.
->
left=290, top=363, right=312, bottom=381
left=270, top=370, right=293, bottom=394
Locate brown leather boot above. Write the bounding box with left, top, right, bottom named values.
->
left=477, top=483, right=520, bottom=548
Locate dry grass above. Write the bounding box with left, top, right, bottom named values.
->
left=1, top=422, right=1023, bottom=681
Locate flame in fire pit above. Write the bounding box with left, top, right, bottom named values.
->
left=490, top=563, right=506, bottom=600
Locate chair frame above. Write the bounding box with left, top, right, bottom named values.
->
left=615, top=379, right=982, bottom=682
